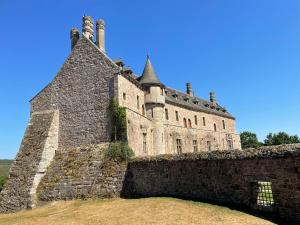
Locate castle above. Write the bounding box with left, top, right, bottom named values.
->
left=1, top=17, right=299, bottom=223
left=31, top=16, right=241, bottom=156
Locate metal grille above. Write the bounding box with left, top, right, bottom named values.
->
left=257, top=181, right=274, bottom=207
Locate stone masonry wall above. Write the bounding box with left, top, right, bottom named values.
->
left=0, top=111, right=56, bottom=213
left=30, top=37, right=120, bottom=150
left=37, top=144, right=127, bottom=202
left=122, top=144, right=300, bottom=223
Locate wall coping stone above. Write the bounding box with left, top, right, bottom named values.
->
left=130, top=144, right=300, bottom=162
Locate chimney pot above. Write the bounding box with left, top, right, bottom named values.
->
left=186, top=83, right=193, bottom=97
left=70, top=28, right=80, bottom=50
left=96, top=19, right=106, bottom=53
left=82, top=16, right=94, bottom=41
left=210, top=92, right=217, bottom=105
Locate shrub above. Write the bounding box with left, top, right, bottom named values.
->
left=0, top=176, right=7, bottom=192
left=104, top=142, right=134, bottom=161
left=109, top=98, right=127, bottom=142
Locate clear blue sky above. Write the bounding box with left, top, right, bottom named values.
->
left=1, top=0, right=300, bottom=159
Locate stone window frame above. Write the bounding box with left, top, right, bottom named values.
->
left=202, top=117, right=206, bottom=126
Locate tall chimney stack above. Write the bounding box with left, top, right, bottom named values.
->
left=96, top=19, right=105, bottom=53
left=82, top=16, right=94, bottom=41
left=186, top=83, right=193, bottom=97
left=210, top=92, right=217, bottom=105
left=70, top=28, right=80, bottom=50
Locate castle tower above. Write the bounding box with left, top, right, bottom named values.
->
left=140, top=56, right=165, bottom=155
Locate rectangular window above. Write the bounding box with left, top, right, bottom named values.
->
left=160, top=88, right=164, bottom=95
left=165, top=108, right=169, bottom=120
left=194, top=115, right=198, bottom=125
left=222, top=120, right=226, bottom=130
left=257, top=181, right=274, bottom=207
left=193, top=140, right=198, bottom=152
left=143, top=133, right=147, bottom=153
left=207, top=141, right=211, bottom=151
left=137, top=96, right=140, bottom=109
left=202, top=117, right=206, bottom=126
left=151, top=108, right=154, bottom=118
left=175, top=111, right=179, bottom=121
left=214, top=123, right=217, bottom=132
left=227, top=139, right=233, bottom=150
left=123, top=93, right=126, bottom=100
left=176, top=139, right=182, bottom=154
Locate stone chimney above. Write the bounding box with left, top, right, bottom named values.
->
left=70, top=28, right=80, bottom=50
left=96, top=19, right=105, bottom=53
left=186, top=83, right=193, bottom=97
left=210, top=92, right=217, bottom=105
left=82, top=16, right=94, bottom=41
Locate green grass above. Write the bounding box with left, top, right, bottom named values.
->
left=0, top=160, right=13, bottom=177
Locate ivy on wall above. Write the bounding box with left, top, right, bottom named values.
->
left=109, top=98, right=127, bottom=142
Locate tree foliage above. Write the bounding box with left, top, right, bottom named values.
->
left=109, top=98, right=127, bottom=141
left=0, top=176, right=7, bottom=192
left=240, top=131, right=262, bottom=149
left=104, top=141, right=134, bottom=161
left=264, top=132, right=300, bottom=146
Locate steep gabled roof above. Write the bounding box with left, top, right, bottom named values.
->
left=139, top=56, right=162, bottom=86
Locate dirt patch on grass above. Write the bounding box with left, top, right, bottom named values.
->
left=0, top=198, right=275, bottom=225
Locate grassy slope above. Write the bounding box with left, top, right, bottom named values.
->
left=0, top=160, right=13, bottom=177
left=0, top=198, right=275, bottom=225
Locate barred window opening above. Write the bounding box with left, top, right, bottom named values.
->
left=257, top=181, right=274, bottom=208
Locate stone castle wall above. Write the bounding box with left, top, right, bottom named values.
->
left=37, top=144, right=126, bottom=202
left=117, top=74, right=241, bottom=156
left=27, top=144, right=300, bottom=223
left=122, top=144, right=300, bottom=223
left=0, top=111, right=58, bottom=213
left=31, top=37, right=120, bottom=150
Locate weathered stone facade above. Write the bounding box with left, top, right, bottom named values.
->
left=0, top=111, right=58, bottom=212
left=34, top=144, right=300, bottom=223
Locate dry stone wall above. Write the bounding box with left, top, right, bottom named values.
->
left=0, top=111, right=56, bottom=213
left=37, top=144, right=127, bottom=202
left=122, top=144, right=300, bottom=223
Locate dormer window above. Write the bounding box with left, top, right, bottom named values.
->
left=160, top=88, right=164, bottom=95
left=193, top=100, right=199, bottom=105
left=172, top=94, right=178, bottom=100
left=184, top=97, right=189, bottom=102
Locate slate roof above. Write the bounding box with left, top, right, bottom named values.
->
left=139, top=56, right=162, bottom=86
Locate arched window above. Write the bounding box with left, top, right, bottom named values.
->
left=214, top=123, right=217, bottom=132
left=183, top=118, right=187, bottom=128
left=188, top=119, right=192, bottom=128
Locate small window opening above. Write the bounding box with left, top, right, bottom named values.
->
left=188, top=119, right=192, bottom=128
left=123, top=93, right=126, bottom=100
left=142, top=105, right=145, bottom=116
left=207, top=141, right=211, bottom=151
left=175, top=111, right=179, bottom=121
left=160, top=88, right=164, bottom=95
left=176, top=139, right=182, bottom=154
left=165, top=108, right=169, bottom=120
left=183, top=118, right=187, bottom=128
left=194, top=115, right=198, bottom=125
left=137, top=96, right=140, bottom=109
left=143, top=133, right=147, bottom=153
left=203, top=117, right=206, bottom=126
left=151, top=108, right=154, bottom=118
left=214, top=123, right=217, bottom=132
left=257, top=181, right=274, bottom=208
left=193, top=140, right=198, bottom=152
left=222, top=120, right=226, bottom=130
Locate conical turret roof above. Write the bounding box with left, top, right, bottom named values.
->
left=139, top=56, right=162, bottom=86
